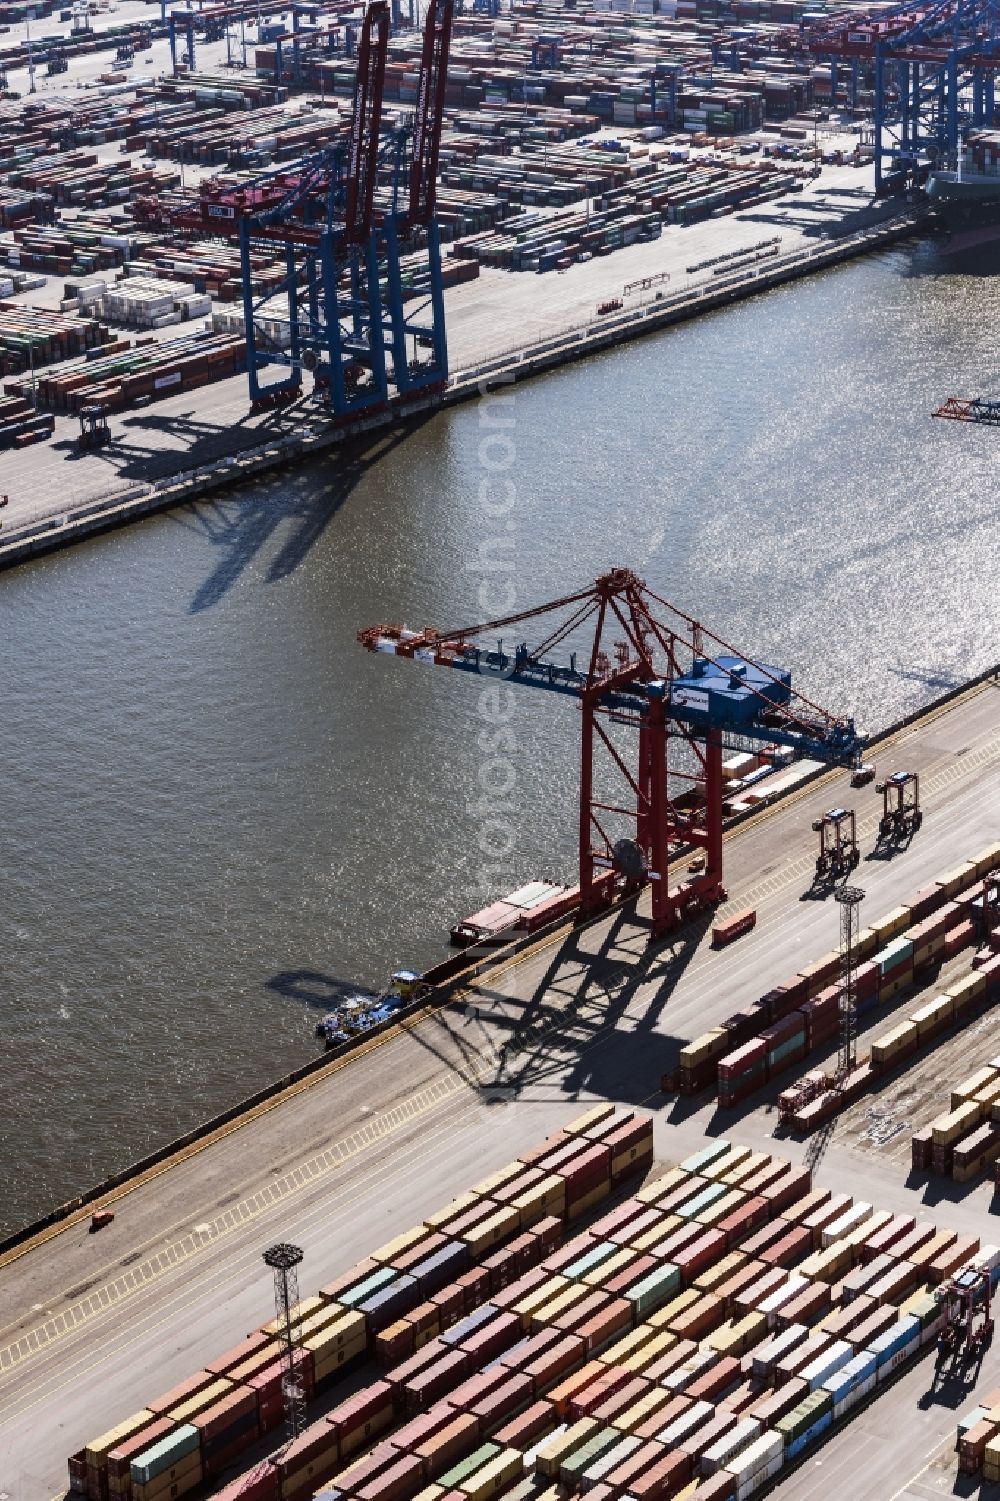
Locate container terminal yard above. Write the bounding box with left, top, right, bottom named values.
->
left=3, top=661, right=1000, bottom=1501
left=0, top=0, right=976, bottom=549
left=2, top=0, right=1000, bottom=1489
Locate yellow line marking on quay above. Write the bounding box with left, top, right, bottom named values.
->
left=2, top=1101, right=484, bottom=1420
left=0, top=921, right=573, bottom=1278
left=0, top=1069, right=469, bottom=1376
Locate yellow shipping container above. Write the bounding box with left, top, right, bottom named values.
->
left=306, top=1312, right=367, bottom=1357
left=296, top=1303, right=364, bottom=1344
left=635, top=1168, right=688, bottom=1205
left=881, top=972, right=912, bottom=1002
left=701, top=1144, right=754, bottom=1181
left=720, top=1152, right=769, bottom=1186
left=693, top=1252, right=747, bottom=1293
left=370, top=1225, right=431, bottom=1265
left=854, top=926, right=879, bottom=960
left=598, top=1325, right=663, bottom=1367
left=310, top=1334, right=368, bottom=1380
left=513, top=1275, right=570, bottom=1329
left=532, top=1281, right=592, bottom=1330
left=937, top=862, right=977, bottom=897
left=952, top=1066, right=1000, bottom=1109
left=564, top=1103, right=617, bottom=1137
left=168, top=1378, right=233, bottom=1424
left=971, top=843, right=1000, bottom=878
left=512, top=1173, right=566, bottom=1226
left=536, top=1419, right=600, bottom=1477
left=974, top=1079, right=1000, bottom=1112
left=947, top=971, right=987, bottom=1011
left=581, top=1248, right=635, bottom=1287
left=412, top=1487, right=446, bottom=1501
left=425, top=1191, right=480, bottom=1231
left=86, top=1413, right=157, bottom=1468
left=615, top=1388, right=672, bottom=1434
left=798, top=1243, right=852, bottom=1283
left=870, top=1021, right=917, bottom=1067
left=910, top=994, right=954, bottom=1039
left=909, top=930, right=946, bottom=965
left=649, top=1289, right=702, bottom=1330
left=602, top=1328, right=677, bottom=1374
left=261, top=1295, right=323, bottom=1337
left=932, top=1102, right=983, bottom=1146
left=461, top=1205, right=520, bottom=1256
left=872, top=906, right=912, bottom=943
left=631, top=1216, right=683, bottom=1253
left=567, top=1180, right=610, bottom=1221
left=473, top=1160, right=534, bottom=1199
left=679, top=1030, right=730, bottom=1069
left=696, top=1189, right=747, bottom=1228
left=461, top=1447, right=524, bottom=1500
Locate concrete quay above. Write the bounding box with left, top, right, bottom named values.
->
left=1, top=672, right=998, bottom=1501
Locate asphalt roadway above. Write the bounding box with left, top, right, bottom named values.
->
left=2, top=675, right=1000, bottom=1501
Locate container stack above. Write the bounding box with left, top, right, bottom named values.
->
left=100, top=275, right=209, bottom=330
left=0, top=394, right=55, bottom=449
left=70, top=1121, right=993, bottom=1501
left=6, top=330, right=247, bottom=414
left=668, top=842, right=1000, bottom=1121
left=0, top=302, right=113, bottom=378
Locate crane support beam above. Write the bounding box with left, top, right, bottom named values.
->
left=344, top=1, right=389, bottom=245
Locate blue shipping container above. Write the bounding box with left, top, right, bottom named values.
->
left=786, top=1410, right=832, bottom=1462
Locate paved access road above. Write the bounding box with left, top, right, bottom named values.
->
left=2, top=677, right=999, bottom=1500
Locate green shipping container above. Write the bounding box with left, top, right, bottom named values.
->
left=130, top=1427, right=199, bottom=1484
left=626, top=1265, right=681, bottom=1317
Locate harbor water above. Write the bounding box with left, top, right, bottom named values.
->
left=2, top=237, right=999, bottom=1236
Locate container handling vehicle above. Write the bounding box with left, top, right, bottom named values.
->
left=936, top=1266, right=994, bottom=1364
left=812, top=806, right=860, bottom=881
left=876, top=769, right=922, bottom=844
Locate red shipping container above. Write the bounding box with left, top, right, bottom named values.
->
left=467, top=1371, right=534, bottom=1427
left=491, top=1266, right=549, bottom=1312
left=205, top=1331, right=274, bottom=1378
left=634, top=1392, right=692, bottom=1439
left=945, top=920, right=976, bottom=958
left=387, top=1338, right=449, bottom=1389
left=412, top=1413, right=480, bottom=1478
left=390, top=1402, right=458, bottom=1454
left=497, top=1326, right=565, bottom=1371
left=588, top=1199, right=647, bottom=1240
left=356, top=1454, right=424, bottom=1501
left=391, top=1232, right=448, bottom=1273
left=518, top=1131, right=567, bottom=1168
left=431, top=1283, right=468, bottom=1328
left=686, top=1354, right=741, bottom=1403
left=680, top=1470, right=736, bottom=1501
left=717, top=1196, right=769, bottom=1246
left=760, top=1225, right=812, bottom=1269
left=715, top=1260, right=769, bottom=1307
left=739, top=1219, right=791, bottom=1259
left=528, top=1216, right=562, bottom=1257
left=209, top=1461, right=277, bottom=1501
left=193, top=1383, right=259, bottom=1439
left=275, top=1418, right=339, bottom=1477
left=718, top=1039, right=767, bottom=1076
left=447, top=1365, right=516, bottom=1413
left=543, top=1236, right=599, bottom=1276
left=605, top=1255, right=659, bottom=1297
left=146, top=1369, right=221, bottom=1417
left=105, top=1419, right=175, bottom=1483
left=547, top=1360, right=608, bottom=1416
left=673, top=1229, right=728, bottom=1282
left=758, top=986, right=801, bottom=1022
left=908, top=884, right=946, bottom=921
left=494, top=1400, right=558, bottom=1451
left=762, top=1013, right=806, bottom=1047
left=718, top=1378, right=760, bottom=1415
left=775, top=1281, right=831, bottom=1327
left=604, top=1439, right=671, bottom=1493
left=737, top=1159, right=789, bottom=1195
left=456, top=1310, right=521, bottom=1364
left=403, top=1350, right=473, bottom=1410
left=608, top=1208, right=663, bottom=1247
left=629, top=1450, right=694, bottom=1500
left=568, top=1364, right=636, bottom=1417
left=526, top=1333, right=586, bottom=1388
left=591, top=1374, right=654, bottom=1425
left=762, top=1166, right=812, bottom=1215
left=552, top=1289, right=614, bottom=1334
left=562, top=1144, right=613, bottom=1198
left=648, top=1222, right=709, bottom=1263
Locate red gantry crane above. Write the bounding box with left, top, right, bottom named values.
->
left=360, top=569, right=865, bottom=940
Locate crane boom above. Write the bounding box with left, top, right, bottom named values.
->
left=408, top=0, right=454, bottom=227
left=360, top=569, right=865, bottom=939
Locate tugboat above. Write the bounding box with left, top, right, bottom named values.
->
left=315, top=969, right=426, bottom=1049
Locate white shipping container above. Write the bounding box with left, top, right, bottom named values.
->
left=728, top=1430, right=783, bottom=1481
left=877, top=1334, right=920, bottom=1382
left=821, top=1202, right=874, bottom=1247
left=700, top=1418, right=762, bottom=1476
left=752, top=1323, right=809, bottom=1380
left=832, top=1372, right=876, bottom=1419
left=661, top=1399, right=714, bottom=1445
left=737, top=1450, right=783, bottom=1499
left=759, top=1274, right=809, bottom=1328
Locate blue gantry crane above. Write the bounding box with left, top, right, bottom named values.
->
left=141, top=0, right=452, bottom=418
left=360, top=568, right=865, bottom=939
left=808, top=0, right=1000, bottom=191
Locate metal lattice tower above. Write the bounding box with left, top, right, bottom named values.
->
left=263, top=1243, right=307, bottom=1444
left=836, top=887, right=865, bottom=1079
